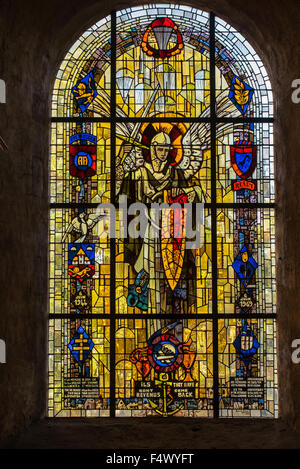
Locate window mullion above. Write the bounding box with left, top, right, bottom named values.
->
left=209, top=11, right=219, bottom=419
left=109, top=9, right=117, bottom=418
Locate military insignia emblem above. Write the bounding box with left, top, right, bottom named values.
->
left=127, top=269, right=149, bottom=311
left=72, top=71, right=97, bottom=113
left=148, top=333, right=183, bottom=373
left=142, top=18, right=184, bottom=59
left=68, top=243, right=95, bottom=282
left=231, top=141, right=257, bottom=191
left=229, top=75, right=254, bottom=114
left=69, top=133, right=97, bottom=179
left=233, top=323, right=259, bottom=368
left=130, top=322, right=197, bottom=416
left=232, top=246, right=257, bottom=288
left=231, top=141, right=257, bottom=180
left=68, top=326, right=94, bottom=366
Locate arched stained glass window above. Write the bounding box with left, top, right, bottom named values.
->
left=49, top=5, right=277, bottom=418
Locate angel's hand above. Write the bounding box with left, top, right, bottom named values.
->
left=183, top=158, right=202, bottom=180
left=134, top=147, right=144, bottom=168
left=171, top=188, right=183, bottom=198
left=123, top=147, right=144, bottom=172
left=182, top=187, right=196, bottom=202
left=190, top=159, right=201, bottom=173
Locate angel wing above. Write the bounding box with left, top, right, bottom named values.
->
left=177, top=118, right=205, bottom=178
left=177, top=89, right=246, bottom=177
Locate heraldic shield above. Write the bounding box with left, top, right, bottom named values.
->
left=69, top=133, right=97, bottom=179
left=68, top=243, right=95, bottom=282
left=230, top=141, right=257, bottom=180
left=161, top=191, right=187, bottom=291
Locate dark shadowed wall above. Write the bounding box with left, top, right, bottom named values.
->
left=0, top=0, right=300, bottom=447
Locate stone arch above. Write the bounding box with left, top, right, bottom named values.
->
left=2, top=0, right=300, bottom=445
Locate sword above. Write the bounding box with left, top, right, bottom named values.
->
left=116, top=134, right=149, bottom=151
left=119, top=84, right=160, bottom=164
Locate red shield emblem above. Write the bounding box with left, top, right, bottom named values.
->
left=69, top=144, right=96, bottom=179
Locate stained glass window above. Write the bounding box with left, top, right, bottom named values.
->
left=49, top=5, right=277, bottom=418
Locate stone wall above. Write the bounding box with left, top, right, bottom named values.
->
left=0, top=0, right=299, bottom=445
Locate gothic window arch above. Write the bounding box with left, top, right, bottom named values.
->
left=49, top=5, right=277, bottom=418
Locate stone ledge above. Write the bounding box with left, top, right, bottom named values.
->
left=3, top=417, right=300, bottom=449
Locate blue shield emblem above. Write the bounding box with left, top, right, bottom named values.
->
left=231, top=141, right=257, bottom=179
left=233, top=323, right=259, bottom=368
left=236, top=148, right=252, bottom=174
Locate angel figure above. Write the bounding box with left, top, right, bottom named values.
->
left=79, top=72, right=245, bottom=317
left=62, top=210, right=105, bottom=243
left=116, top=119, right=206, bottom=315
